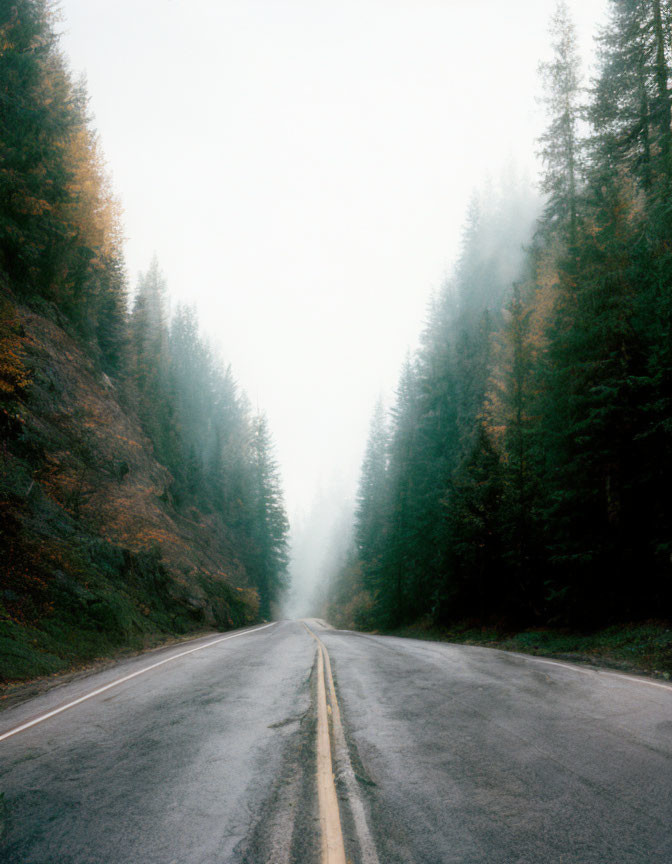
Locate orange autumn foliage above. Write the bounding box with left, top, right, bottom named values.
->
left=0, top=296, right=30, bottom=402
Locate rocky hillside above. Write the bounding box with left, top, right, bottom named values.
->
left=1, top=299, right=259, bottom=684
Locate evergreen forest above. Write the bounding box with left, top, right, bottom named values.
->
left=329, top=0, right=672, bottom=634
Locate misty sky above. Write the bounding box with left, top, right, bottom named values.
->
left=59, top=0, right=607, bottom=534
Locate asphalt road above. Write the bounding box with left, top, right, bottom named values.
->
left=1, top=620, right=671, bottom=863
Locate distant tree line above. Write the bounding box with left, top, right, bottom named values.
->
left=0, top=0, right=289, bottom=618
left=331, top=0, right=672, bottom=630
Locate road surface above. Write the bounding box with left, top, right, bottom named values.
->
left=1, top=619, right=671, bottom=862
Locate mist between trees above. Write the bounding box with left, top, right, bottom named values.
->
left=128, top=261, right=290, bottom=621
left=323, top=0, right=672, bottom=632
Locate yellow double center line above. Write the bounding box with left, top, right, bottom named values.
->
left=302, top=621, right=380, bottom=864
left=303, top=622, right=347, bottom=864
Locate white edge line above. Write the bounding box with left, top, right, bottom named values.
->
left=495, top=650, right=672, bottom=692
left=0, top=622, right=276, bottom=742
left=350, top=629, right=672, bottom=694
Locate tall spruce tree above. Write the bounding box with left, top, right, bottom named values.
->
left=248, top=414, right=290, bottom=618
left=537, top=0, right=583, bottom=245
left=130, top=258, right=180, bottom=472
left=354, top=399, right=390, bottom=567
left=498, top=276, right=544, bottom=621
left=376, top=356, right=422, bottom=625
left=590, top=0, right=655, bottom=191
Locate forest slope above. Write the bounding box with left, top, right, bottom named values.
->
left=1, top=298, right=258, bottom=684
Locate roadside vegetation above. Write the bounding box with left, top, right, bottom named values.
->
left=387, top=620, right=672, bottom=679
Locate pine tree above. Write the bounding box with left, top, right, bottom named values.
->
left=590, top=1, right=654, bottom=191
left=0, top=0, right=79, bottom=292
left=354, top=399, right=390, bottom=566
left=537, top=0, right=583, bottom=245
left=407, top=284, right=462, bottom=620
left=445, top=426, right=505, bottom=620
left=536, top=174, right=650, bottom=622
left=590, top=0, right=672, bottom=197
left=498, top=277, right=544, bottom=620
left=248, top=414, right=289, bottom=619
left=374, top=356, right=425, bottom=625
left=129, top=258, right=180, bottom=472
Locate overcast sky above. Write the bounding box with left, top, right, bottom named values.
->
left=59, top=0, right=608, bottom=532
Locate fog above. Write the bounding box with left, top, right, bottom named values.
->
left=59, top=0, right=608, bottom=614
left=284, top=479, right=354, bottom=619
